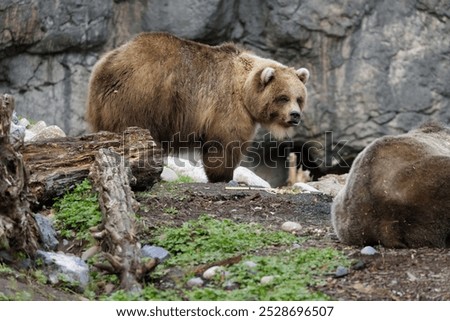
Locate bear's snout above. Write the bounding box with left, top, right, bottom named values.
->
left=288, top=111, right=302, bottom=125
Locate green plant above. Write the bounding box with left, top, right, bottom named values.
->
left=186, top=248, right=347, bottom=300
left=0, top=263, right=15, bottom=276
left=53, top=179, right=102, bottom=241
left=163, top=206, right=179, bottom=215
left=151, top=215, right=298, bottom=266
left=104, top=216, right=349, bottom=301
left=173, top=175, right=195, bottom=184
left=32, top=270, right=48, bottom=285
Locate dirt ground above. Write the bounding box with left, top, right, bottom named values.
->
left=137, top=182, right=450, bottom=301
left=1, top=181, right=449, bottom=301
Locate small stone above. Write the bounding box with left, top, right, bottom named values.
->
left=12, top=112, right=19, bottom=124
left=223, top=280, right=238, bottom=290
left=24, top=129, right=36, bottom=141
left=292, top=182, right=320, bottom=193
left=233, top=166, right=271, bottom=188
left=186, top=277, right=204, bottom=288
left=141, top=245, right=170, bottom=263
left=34, top=213, right=59, bottom=251
left=260, top=275, right=275, bottom=284
left=28, top=120, right=47, bottom=134
left=334, top=266, right=349, bottom=278
left=292, top=243, right=302, bottom=249
left=36, top=250, right=90, bottom=292
left=406, top=271, right=418, bottom=282
left=104, top=283, right=115, bottom=294
left=167, top=156, right=208, bottom=183
left=243, top=260, right=257, bottom=269
left=227, top=180, right=239, bottom=187
left=352, top=260, right=366, bottom=271
left=30, top=125, right=66, bottom=141
left=18, top=117, right=30, bottom=127
left=361, top=246, right=377, bottom=255
left=160, top=167, right=179, bottom=182
left=203, top=266, right=224, bottom=280
left=81, top=245, right=100, bottom=261
left=281, top=221, right=302, bottom=233
left=9, top=123, right=25, bottom=146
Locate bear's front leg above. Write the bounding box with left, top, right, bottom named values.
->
left=202, top=140, right=242, bottom=183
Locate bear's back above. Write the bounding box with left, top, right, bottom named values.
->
left=86, top=32, right=242, bottom=139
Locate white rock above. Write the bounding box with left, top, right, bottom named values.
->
left=186, top=277, right=204, bottom=288
left=293, top=182, right=320, bottom=193
left=28, top=120, right=47, bottom=134
left=12, top=112, right=19, bottom=124
left=36, top=250, right=89, bottom=292
left=307, top=174, right=348, bottom=197
left=9, top=123, right=25, bottom=145
left=223, top=280, right=238, bottom=290
left=24, top=129, right=36, bottom=141
left=203, top=266, right=224, bottom=280
left=30, top=125, right=66, bottom=141
left=18, top=117, right=30, bottom=128
left=281, top=221, right=302, bottom=233
left=233, top=166, right=271, bottom=187
left=161, top=167, right=179, bottom=182
left=260, top=275, right=275, bottom=284
left=166, top=156, right=208, bottom=183
left=243, top=260, right=257, bottom=269
left=361, top=246, right=377, bottom=255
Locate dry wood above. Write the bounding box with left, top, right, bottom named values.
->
left=286, top=152, right=311, bottom=185
left=193, top=254, right=243, bottom=276
left=89, top=148, right=156, bottom=292
left=0, top=94, right=39, bottom=255
left=21, top=127, right=163, bottom=206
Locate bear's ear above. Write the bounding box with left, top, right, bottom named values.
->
left=260, top=67, right=275, bottom=86
left=296, top=68, right=310, bottom=84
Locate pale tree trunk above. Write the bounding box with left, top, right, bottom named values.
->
left=89, top=148, right=156, bottom=292
left=0, top=94, right=39, bottom=256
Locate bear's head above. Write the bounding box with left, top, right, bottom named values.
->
left=244, top=64, right=309, bottom=139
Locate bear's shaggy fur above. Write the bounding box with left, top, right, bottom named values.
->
left=86, top=32, right=309, bottom=182
left=331, top=122, right=450, bottom=248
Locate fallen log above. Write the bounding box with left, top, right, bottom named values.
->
left=0, top=94, right=39, bottom=255
left=89, top=148, right=156, bottom=293
left=21, top=127, right=163, bottom=206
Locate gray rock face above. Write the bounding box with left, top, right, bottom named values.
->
left=1, top=0, right=448, bottom=176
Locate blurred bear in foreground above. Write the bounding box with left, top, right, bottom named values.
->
left=332, top=122, right=450, bottom=248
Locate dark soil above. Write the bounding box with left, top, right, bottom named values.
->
left=2, top=182, right=449, bottom=301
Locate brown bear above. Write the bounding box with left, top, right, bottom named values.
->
left=331, top=122, right=450, bottom=248
left=85, top=32, right=309, bottom=182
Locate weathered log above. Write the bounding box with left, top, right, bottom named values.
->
left=0, top=94, right=38, bottom=255
left=89, top=148, right=155, bottom=292
left=21, top=127, right=163, bottom=206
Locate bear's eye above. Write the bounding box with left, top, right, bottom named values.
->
left=276, top=96, right=290, bottom=104
left=297, top=97, right=303, bottom=105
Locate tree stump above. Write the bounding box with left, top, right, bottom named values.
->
left=21, top=127, right=163, bottom=207
left=0, top=94, right=38, bottom=256
left=89, top=148, right=155, bottom=292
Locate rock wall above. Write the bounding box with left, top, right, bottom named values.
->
left=1, top=0, right=449, bottom=180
